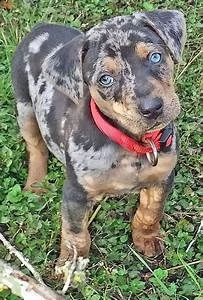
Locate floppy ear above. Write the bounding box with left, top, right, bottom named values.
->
left=134, top=10, right=186, bottom=63
left=42, top=33, right=85, bottom=104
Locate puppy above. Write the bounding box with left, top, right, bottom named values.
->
left=12, top=10, right=186, bottom=267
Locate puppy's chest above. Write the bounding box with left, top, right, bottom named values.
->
left=70, top=142, right=177, bottom=199
left=75, top=156, right=140, bottom=198
left=83, top=156, right=141, bottom=198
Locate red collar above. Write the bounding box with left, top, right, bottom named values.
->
left=90, top=98, right=173, bottom=157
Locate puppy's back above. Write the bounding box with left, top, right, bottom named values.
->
left=12, top=23, right=82, bottom=102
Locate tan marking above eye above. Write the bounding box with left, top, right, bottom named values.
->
left=135, top=42, right=157, bottom=59
left=102, top=57, right=121, bottom=74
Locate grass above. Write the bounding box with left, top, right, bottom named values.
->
left=0, top=0, right=202, bottom=299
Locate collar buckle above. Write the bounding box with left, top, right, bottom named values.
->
left=160, top=124, right=173, bottom=146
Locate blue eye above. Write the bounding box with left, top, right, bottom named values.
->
left=149, top=52, right=162, bottom=64
left=99, top=74, right=114, bottom=87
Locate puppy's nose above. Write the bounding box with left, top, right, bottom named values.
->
left=139, top=97, right=163, bottom=119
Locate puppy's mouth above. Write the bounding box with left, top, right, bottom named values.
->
left=105, top=115, right=169, bottom=141
left=91, top=98, right=175, bottom=141
left=147, top=121, right=166, bottom=132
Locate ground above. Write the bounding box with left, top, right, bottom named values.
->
left=0, top=0, right=202, bottom=299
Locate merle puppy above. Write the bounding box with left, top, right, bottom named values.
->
left=12, top=10, right=186, bottom=268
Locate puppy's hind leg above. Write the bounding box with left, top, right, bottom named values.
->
left=17, top=102, right=48, bottom=192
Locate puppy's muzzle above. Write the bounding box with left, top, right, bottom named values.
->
left=139, top=97, right=163, bottom=119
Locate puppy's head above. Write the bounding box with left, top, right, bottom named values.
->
left=43, top=10, right=186, bottom=138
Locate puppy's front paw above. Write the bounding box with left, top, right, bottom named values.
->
left=55, top=256, right=89, bottom=292
left=132, top=232, right=164, bottom=257
left=132, top=221, right=164, bottom=257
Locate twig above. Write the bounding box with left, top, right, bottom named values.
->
left=88, top=196, right=108, bottom=226
left=186, top=220, right=203, bottom=253
left=55, top=242, right=89, bottom=294
left=0, top=260, right=64, bottom=300
left=166, top=260, right=203, bottom=272
left=62, top=244, right=77, bottom=294
left=88, top=204, right=102, bottom=226
left=0, top=232, right=44, bottom=285
left=175, top=50, right=202, bottom=81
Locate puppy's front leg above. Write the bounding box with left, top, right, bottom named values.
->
left=132, top=171, right=174, bottom=257
left=57, top=180, right=92, bottom=267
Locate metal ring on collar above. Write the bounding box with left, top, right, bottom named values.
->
left=145, top=139, right=158, bottom=166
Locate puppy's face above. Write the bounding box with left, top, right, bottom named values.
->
left=44, top=10, right=186, bottom=139
left=83, top=16, right=181, bottom=138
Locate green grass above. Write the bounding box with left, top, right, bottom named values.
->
left=0, top=0, right=202, bottom=299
